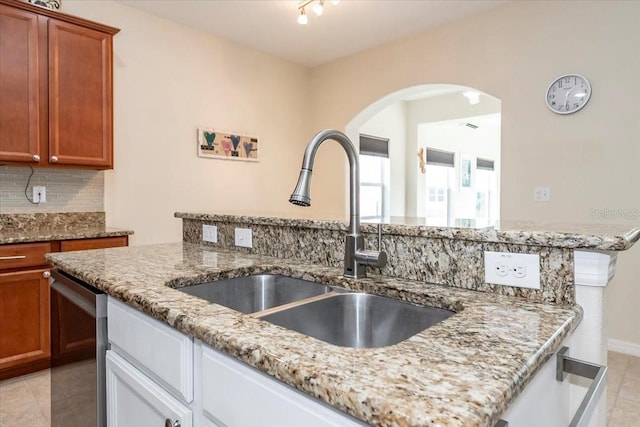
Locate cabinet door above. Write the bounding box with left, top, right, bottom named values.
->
left=48, top=18, right=113, bottom=168
left=0, top=269, right=50, bottom=374
left=106, top=350, right=192, bottom=427
left=201, top=345, right=367, bottom=427
left=0, top=4, right=42, bottom=164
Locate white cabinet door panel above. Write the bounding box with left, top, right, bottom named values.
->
left=107, top=297, right=193, bottom=402
left=106, top=350, right=192, bottom=427
left=201, top=344, right=367, bottom=427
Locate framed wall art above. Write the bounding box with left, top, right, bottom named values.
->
left=197, top=128, right=259, bottom=162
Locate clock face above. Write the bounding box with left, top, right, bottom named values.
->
left=546, top=74, right=591, bottom=114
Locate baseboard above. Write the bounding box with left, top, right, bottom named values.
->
left=608, top=338, right=640, bottom=357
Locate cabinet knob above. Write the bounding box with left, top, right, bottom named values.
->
left=43, top=271, right=51, bottom=279
left=50, top=155, right=59, bottom=163
left=32, top=154, right=40, bottom=162
left=164, top=419, right=180, bottom=427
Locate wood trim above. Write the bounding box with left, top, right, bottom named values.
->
left=60, top=236, right=128, bottom=252
left=0, top=357, right=50, bottom=381
left=0, top=0, right=119, bottom=35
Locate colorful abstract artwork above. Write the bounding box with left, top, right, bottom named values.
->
left=197, top=128, right=258, bottom=161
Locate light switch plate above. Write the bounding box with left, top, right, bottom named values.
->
left=234, top=227, right=252, bottom=248
left=484, top=251, right=541, bottom=289
left=202, top=224, right=217, bottom=243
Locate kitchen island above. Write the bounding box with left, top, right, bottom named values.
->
left=47, top=242, right=582, bottom=426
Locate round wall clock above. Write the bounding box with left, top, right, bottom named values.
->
left=546, top=74, right=591, bottom=114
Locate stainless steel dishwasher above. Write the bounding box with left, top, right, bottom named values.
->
left=50, top=270, right=107, bottom=427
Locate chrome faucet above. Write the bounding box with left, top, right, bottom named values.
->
left=290, top=129, right=387, bottom=278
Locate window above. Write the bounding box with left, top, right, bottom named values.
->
left=359, top=135, right=390, bottom=221
left=424, top=148, right=455, bottom=226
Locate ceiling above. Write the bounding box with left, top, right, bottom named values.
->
left=115, top=0, right=508, bottom=67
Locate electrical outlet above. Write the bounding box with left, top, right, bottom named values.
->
left=512, top=266, right=527, bottom=279
left=495, top=263, right=509, bottom=277
left=484, top=251, right=540, bottom=289
left=234, top=227, right=252, bottom=248
left=33, top=186, right=46, bottom=203
left=202, top=224, right=217, bottom=243
left=534, top=186, right=550, bottom=202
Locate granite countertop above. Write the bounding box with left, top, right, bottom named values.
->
left=47, top=242, right=581, bottom=427
left=0, top=226, right=133, bottom=244
left=0, top=212, right=133, bottom=244
left=176, top=212, right=640, bottom=251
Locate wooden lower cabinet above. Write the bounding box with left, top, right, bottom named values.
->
left=0, top=235, right=128, bottom=380
left=0, top=268, right=50, bottom=379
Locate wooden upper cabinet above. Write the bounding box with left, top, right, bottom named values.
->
left=0, top=4, right=41, bottom=163
left=48, top=19, right=113, bottom=168
left=0, top=0, right=119, bottom=169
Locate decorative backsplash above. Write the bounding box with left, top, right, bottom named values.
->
left=0, top=166, right=104, bottom=213
left=178, top=214, right=576, bottom=305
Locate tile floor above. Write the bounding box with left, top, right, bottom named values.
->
left=1, top=352, right=639, bottom=426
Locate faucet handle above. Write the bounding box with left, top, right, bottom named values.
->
left=355, top=249, right=388, bottom=268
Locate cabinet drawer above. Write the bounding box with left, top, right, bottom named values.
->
left=107, top=298, right=193, bottom=403
left=106, top=350, right=192, bottom=427
left=0, top=242, right=52, bottom=270
left=201, top=345, right=366, bottom=427
left=61, top=236, right=128, bottom=252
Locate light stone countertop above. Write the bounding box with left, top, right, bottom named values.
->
left=0, top=211, right=133, bottom=244
left=0, top=226, right=133, bottom=244
left=46, top=242, right=582, bottom=427
left=176, top=212, right=640, bottom=251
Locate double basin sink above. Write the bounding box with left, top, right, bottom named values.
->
left=178, top=274, right=454, bottom=348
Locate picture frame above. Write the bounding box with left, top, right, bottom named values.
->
left=460, top=156, right=472, bottom=188
left=197, top=128, right=259, bottom=162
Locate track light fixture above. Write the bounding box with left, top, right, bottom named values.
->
left=297, top=0, right=338, bottom=24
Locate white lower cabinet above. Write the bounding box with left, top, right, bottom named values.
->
left=106, top=350, right=192, bottom=427
left=106, top=296, right=602, bottom=427
left=199, top=342, right=367, bottom=427
left=500, top=344, right=571, bottom=426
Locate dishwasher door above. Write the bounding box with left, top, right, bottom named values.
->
left=50, top=270, right=107, bottom=427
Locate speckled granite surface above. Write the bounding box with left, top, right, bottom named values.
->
left=180, top=216, right=576, bottom=304
left=47, top=242, right=582, bottom=427
left=176, top=212, right=640, bottom=251
left=0, top=212, right=133, bottom=244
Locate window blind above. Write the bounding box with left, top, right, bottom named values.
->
left=426, top=148, right=455, bottom=167
left=476, top=158, right=495, bottom=171
left=359, top=134, right=389, bottom=158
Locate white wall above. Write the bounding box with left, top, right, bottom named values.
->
left=61, top=0, right=316, bottom=245
left=308, top=1, right=640, bottom=348
left=359, top=102, right=407, bottom=216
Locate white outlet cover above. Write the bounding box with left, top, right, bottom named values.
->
left=484, top=251, right=540, bottom=289
left=234, top=228, right=253, bottom=248
left=202, top=224, right=217, bottom=243
left=534, top=186, right=550, bottom=202
left=33, top=186, right=46, bottom=203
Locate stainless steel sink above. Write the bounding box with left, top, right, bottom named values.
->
left=177, top=274, right=332, bottom=314
left=259, top=293, right=454, bottom=348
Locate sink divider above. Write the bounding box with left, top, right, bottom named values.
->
left=249, top=291, right=340, bottom=318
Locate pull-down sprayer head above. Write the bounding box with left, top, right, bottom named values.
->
left=289, top=168, right=313, bottom=207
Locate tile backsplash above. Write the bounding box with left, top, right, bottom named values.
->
left=0, top=166, right=104, bottom=213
